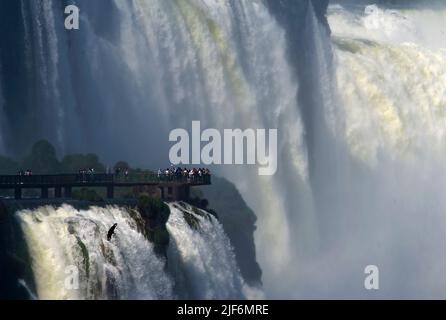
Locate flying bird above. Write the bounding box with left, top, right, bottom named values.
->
left=107, top=223, right=118, bottom=241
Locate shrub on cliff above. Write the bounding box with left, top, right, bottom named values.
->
left=137, top=194, right=171, bottom=257
left=21, top=140, right=61, bottom=174
left=137, top=194, right=170, bottom=223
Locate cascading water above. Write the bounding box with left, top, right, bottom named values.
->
left=330, top=3, right=446, bottom=163
left=11, top=0, right=307, bottom=297
left=286, top=2, right=446, bottom=299
left=2, top=0, right=302, bottom=299
left=23, top=0, right=66, bottom=150
left=15, top=202, right=255, bottom=300
left=17, top=204, right=174, bottom=300
left=166, top=202, right=261, bottom=300
left=3, top=0, right=446, bottom=299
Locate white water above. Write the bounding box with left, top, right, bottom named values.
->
left=86, top=0, right=305, bottom=295
left=14, top=0, right=446, bottom=298
left=166, top=202, right=262, bottom=300
left=239, top=1, right=446, bottom=299
left=18, top=1, right=307, bottom=296
left=330, top=4, right=446, bottom=164
left=27, top=0, right=65, bottom=149
left=17, top=205, right=173, bottom=300
left=16, top=202, right=254, bottom=300
left=18, top=279, right=38, bottom=300
left=283, top=2, right=446, bottom=298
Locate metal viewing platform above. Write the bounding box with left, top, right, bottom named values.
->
left=0, top=173, right=211, bottom=201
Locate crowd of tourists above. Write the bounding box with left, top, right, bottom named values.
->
left=157, top=166, right=211, bottom=182
left=17, top=169, right=33, bottom=176
left=12, top=165, right=210, bottom=183
left=78, top=168, right=97, bottom=175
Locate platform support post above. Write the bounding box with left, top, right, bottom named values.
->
left=14, top=187, right=22, bottom=200
left=55, top=187, right=62, bottom=198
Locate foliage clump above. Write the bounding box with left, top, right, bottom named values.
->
left=137, top=194, right=170, bottom=223
left=137, top=194, right=171, bottom=257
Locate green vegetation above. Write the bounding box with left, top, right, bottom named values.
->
left=0, top=140, right=153, bottom=177
left=21, top=140, right=62, bottom=174
left=137, top=194, right=171, bottom=257
left=137, top=194, right=170, bottom=223
left=0, top=140, right=156, bottom=199
left=0, top=140, right=105, bottom=175
left=0, top=140, right=261, bottom=286
left=72, top=188, right=104, bottom=202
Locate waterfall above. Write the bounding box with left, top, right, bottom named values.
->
left=24, top=1, right=65, bottom=150
left=166, top=202, right=261, bottom=300
left=1, top=0, right=302, bottom=298
left=16, top=205, right=174, bottom=300
left=284, top=2, right=446, bottom=298
left=5, top=0, right=446, bottom=299
left=15, top=202, right=254, bottom=300
left=12, top=0, right=306, bottom=296
left=330, top=3, right=446, bottom=163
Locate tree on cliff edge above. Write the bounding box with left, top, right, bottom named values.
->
left=21, top=140, right=61, bottom=174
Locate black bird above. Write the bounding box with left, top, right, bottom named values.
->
left=107, top=223, right=118, bottom=241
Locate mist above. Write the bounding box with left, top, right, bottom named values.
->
left=273, top=0, right=446, bottom=299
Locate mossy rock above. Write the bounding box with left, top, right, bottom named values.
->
left=128, top=208, right=147, bottom=238
left=191, top=206, right=212, bottom=222
left=76, top=236, right=90, bottom=279
left=173, top=202, right=214, bottom=231
left=100, top=242, right=117, bottom=267
left=183, top=210, right=202, bottom=231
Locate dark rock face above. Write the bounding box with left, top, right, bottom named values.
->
left=198, top=177, right=262, bottom=286
left=0, top=202, right=36, bottom=299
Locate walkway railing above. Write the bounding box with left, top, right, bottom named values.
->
left=0, top=173, right=211, bottom=186
left=114, top=173, right=211, bottom=185
left=0, top=174, right=112, bottom=186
